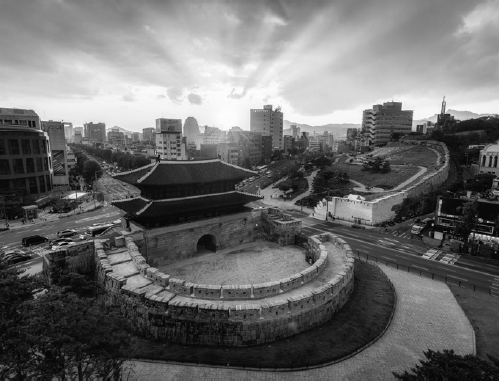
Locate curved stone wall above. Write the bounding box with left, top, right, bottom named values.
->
left=94, top=232, right=355, bottom=346
left=315, top=141, right=450, bottom=224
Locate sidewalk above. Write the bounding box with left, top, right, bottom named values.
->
left=126, top=264, right=475, bottom=380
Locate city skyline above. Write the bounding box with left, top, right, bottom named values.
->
left=1, top=0, right=498, bottom=132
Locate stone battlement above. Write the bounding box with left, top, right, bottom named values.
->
left=89, top=232, right=354, bottom=346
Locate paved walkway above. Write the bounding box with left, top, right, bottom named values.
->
left=125, top=265, right=474, bottom=380
left=391, top=166, right=427, bottom=191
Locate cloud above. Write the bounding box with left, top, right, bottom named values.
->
left=167, top=88, right=184, bottom=104
left=187, top=93, right=202, bottom=105
left=228, top=87, right=248, bottom=99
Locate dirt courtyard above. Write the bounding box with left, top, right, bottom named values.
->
left=158, top=241, right=309, bottom=285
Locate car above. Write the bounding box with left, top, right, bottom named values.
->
left=51, top=241, right=76, bottom=250
left=50, top=238, right=73, bottom=245
left=22, top=235, right=49, bottom=247
left=57, top=229, right=77, bottom=238
left=0, top=249, right=25, bottom=258
left=4, top=253, right=32, bottom=265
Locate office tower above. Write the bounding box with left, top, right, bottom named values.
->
left=196, top=126, right=226, bottom=147
left=41, top=120, right=70, bottom=189
left=0, top=107, right=53, bottom=196
left=73, top=126, right=84, bottom=137
left=362, top=101, right=413, bottom=145
left=183, top=117, right=200, bottom=147
left=290, top=125, right=300, bottom=138
left=283, top=135, right=294, bottom=153
left=132, top=132, right=141, bottom=142
left=217, top=143, right=239, bottom=165
left=63, top=122, right=73, bottom=143
left=250, top=105, right=283, bottom=149
left=155, top=118, right=186, bottom=160
left=227, top=128, right=262, bottom=168
left=84, top=122, right=106, bottom=143
left=143, top=127, right=155, bottom=142
left=107, top=128, right=126, bottom=146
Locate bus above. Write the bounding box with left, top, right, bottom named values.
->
left=86, top=224, right=113, bottom=237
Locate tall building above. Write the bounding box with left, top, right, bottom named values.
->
left=217, top=143, right=239, bottom=165
left=41, top=120, right=70, bottom=189
left=107, top=128, right=126, bottom=146
left=361, top=101, right=413, bottom=145
left=155, top=118, right=186, bottom=160
left=84, top=122, right=106, bottom=143
left=63, top=122, right=73, bottom=143
left=346, top=128, right=358, bottom=141
left=132, top=132, right=141, bottom=143
left=74, top=131, right=83, bottom=144
left=196, top=126, right=226, bottom=147
left=261, top=135, right=273, bottom=163
left=436, top=96, right=456, bottom=133
left=250, top=105, right=283, bottom=150
left=143, top=127, right=155, bottom=142
left=73, top=126, right=84, bottom=138
left=0, top=107, right=53, bottom=196
left=227, top=128, right=262, bottom=168
left=290, top=124, right=300, bottom=138
left=283, top=135, right=294, bottom=153
left=183, top=117, right=200, bottom=148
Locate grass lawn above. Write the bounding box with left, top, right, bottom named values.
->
left=131, top=260, right=395, bottom=368
left=449, top=285, right=499, bottom=360
left=373, top=145, right=439, bottom=168
left=328, top=159, right=421, bottom=189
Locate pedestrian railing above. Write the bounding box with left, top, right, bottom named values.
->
left=355, top=251, right=497, bottom=297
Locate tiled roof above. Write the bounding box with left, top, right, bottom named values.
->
left=113, top=159, right=256, bottom=186
left=112, top=191, right=262, bottom=218
left=111, top=197, right=151, bottom=215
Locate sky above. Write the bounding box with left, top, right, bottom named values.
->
left=1, top=0, right=499, bottom=132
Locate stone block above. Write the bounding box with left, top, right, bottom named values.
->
left=193, top=284, right=222, bottom=299
left=115, top=236, right=126, bottom=247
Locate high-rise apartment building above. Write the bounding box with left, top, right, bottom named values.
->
left=0, top=107, right=53, bottom=196
left=290, top=125, right=300, bottom=138
left=250, top=105, right=283, bottom=150
left=41, top=120, right=69, bottom=189
left=362, top=101, right=413, bottom=145
left=84, top=122, right=106, bottom=143
left=73, top=126, right=84, bottom=137
left=132, top=132, right=141, bottom=143
left=155, top=118, right=186, bottom=160
left=142, top=127, right=155, bottom=142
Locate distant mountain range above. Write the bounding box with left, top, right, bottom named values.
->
left=412, top=109, right=497, bottom=128
left=283, top=120, right=360, bottom=139
left=107, top=126, right=134, bottom=137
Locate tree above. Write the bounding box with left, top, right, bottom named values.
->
left=0, top=265, right=132, bottom=380
left=455, top=200, right=479, bottom=242
left=82, top=160, right=102, bottom=184
left=393, top=349, right=499, bottom=380
left=465, top=174, right=495, bottom=193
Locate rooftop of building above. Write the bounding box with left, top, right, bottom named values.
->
left=112, top=191, right=262, bottom=217
left=113, top=159, right=256, bottom=186
left=0, top=107, right=39, bottom=117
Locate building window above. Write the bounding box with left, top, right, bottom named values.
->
left=33, top=140, right=40, bottom=154
left=26, top=158, right=35, bottom=173
left=0, top=140, right=5, bottom=155
left=43, top=158, right=48, bottom=171
left=28, top=177, right=38, bottom=194
left=13, top=159, right=24, bottom=174
left=8, top=139, right=20, bottom=155
left=21, top=139, right=31, bottom=155
left=46, top=175, right=52, bottom=191
left=36, top=158, right=43, bottom=172
left=39, top=176, right=46, bottom=193
left=0, top=159, right=10, bottom=175
left=13, top=178, right=26, bottom=190
left=41, top=140, right=47, bottom=153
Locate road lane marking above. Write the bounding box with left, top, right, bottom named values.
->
left=447, top=276, right=468, bottom=281
left=412, top=265, right=429, bottom=270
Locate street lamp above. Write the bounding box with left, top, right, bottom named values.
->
left=325, top=188, right=332, bottom=221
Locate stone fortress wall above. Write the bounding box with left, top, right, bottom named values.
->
left=315, top=141, right=450, bottom=225
left=92, top=229, right=354, bottom=346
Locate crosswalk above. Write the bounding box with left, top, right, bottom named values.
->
left=491, top=277, right=499, bottom=297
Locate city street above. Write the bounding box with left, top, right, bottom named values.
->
left=288, top=210, right=499, bottom=296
